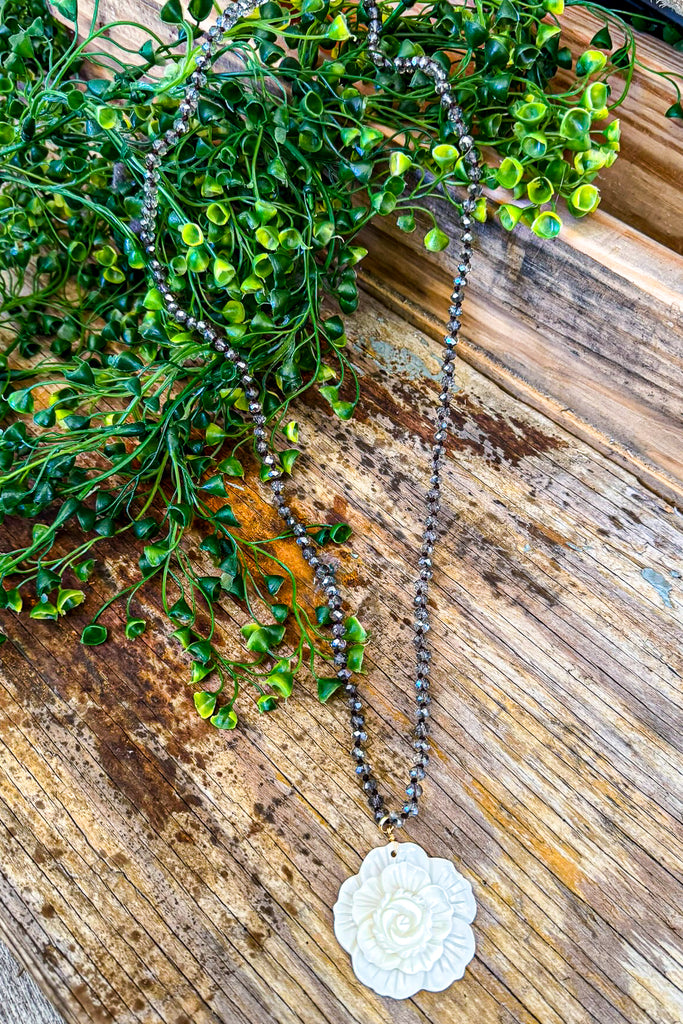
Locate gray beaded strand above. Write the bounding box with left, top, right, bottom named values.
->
left=140, top=0, right=482, bottom=840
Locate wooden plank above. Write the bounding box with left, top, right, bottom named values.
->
left=359, top=203, right=683, bottom=504
left=1, top=291, right=682, bottom=1024
left=559, top=10, right=683, bottom=255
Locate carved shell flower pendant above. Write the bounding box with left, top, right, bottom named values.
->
left=333, top=841, right=476, bottom=999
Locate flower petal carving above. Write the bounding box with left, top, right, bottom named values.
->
left=333, top=842, right=476, bottom=999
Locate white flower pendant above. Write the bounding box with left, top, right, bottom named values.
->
left=333, top=841, right=476, bottom=999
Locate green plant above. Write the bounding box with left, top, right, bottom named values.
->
left=0, top=0, right=680, bottom=723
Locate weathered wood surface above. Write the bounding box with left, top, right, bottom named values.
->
left=0, top=939, right=64, bottom=1024
left=360, top=203, right=683, bottom=506
left=1, top=287, right=683, bottom=1024
left=3, top=5, right=683, bottom=1024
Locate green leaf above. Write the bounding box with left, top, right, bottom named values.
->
left=210, top=705, right=238, bottom=729
left=56, top=589, right=85, bottom=615
left=216, top=456, right=244, bottom=478
left=242, top=623, right=286, bottom=653
left=169, top=598, right=194, bottom=623
left=582, top=81, right=609, bottom=111
left=431, top=144, right=459, bottom=170
left=463, top=18, right=488, bottom=47
left=96, top=107, right=118, bottom=130
left=526, top=177, right=554, bottom=204
left=133, top=517, right=158, bottom=540
left=181, top=222, right=204, bottom=246
left=172, top=627, right=197, bottom=649
left=36, top=568, right=60, bottom=597
left=143, top=287, right=164, bottom=310
left=8, top=389, right=34, bottom=414
left=187, top=247, right=210, bottom=273
left=65, top=361, right=95, bottom=386
left=125, top=618, right=146, bottom=639
left=423, top=227, right=449, bottom=252
left=536, top=22, right=561, bottom=48
left=271, top=604, right=289, bottom=623
left=143, top=544, right=168, bottom=567
left=5, top=589, right=22, bottom=613
left=344, top=616, right=367, bottom=643
left=30, top=602, right=58, bottom=621
left=590, top=26, right=612, bottom=48
left=187, top=639, right=213, bottom=663
left=576, top=49, right=607, bottom=76
left=194, top=690, right=217, bottom=719
left=325, top=14, right=352, bottom=41
left=213, top=257, right=235, bottom=286
left=263, top=574, right=285, bottom=595
left=665, top=102, right=683, bottom=120
left=9, top=30, right=34, bottom=59
left=498, top=204, right=524, bottom=231
left=160, top=0, right=183, bottom=23
left=346, top=643, right=365, bottom=673
left=197, top=576, right=221, bottom=602
left=559, top=107, right=591, bottom=140
left=200, top=475, right=229, bottom=497
left=568, top=183, right=600, bottom=216
left=256, top=225, right=279, bottom=251
left=81, top=624, right=108, bottom=645
left=204, top=424, right=227, bottom=446
left=496, top=0, right=519, bottom=22
left=213, top=505, right=240, bottom=527
left=257, top=695, right=278, bottom=713
left=53, top=0, right=77, bottom=20
left=397, top=212, right=416, bottom=233
left=280, top=449, right=299, bottom=475
left=531, top=211, right=562, bottom=239
left=496, top=156, right=524, bottom=189
left=266, top=669, right=293, bottom=698
left=332, top=401, right=355, bottom=420
left=573, top=148, right=607, bottom=174
left=254, top=200, right=278, bottom=224
left=521, top=132, right=547, bottom=159
left=389, top=151, right=412, bottom=176
left=317, top=677, right=342, bottom=702
left=189, top=0, right=213, bottom=18
left=191, top=660, right=214, bottom=683
left=93, top=244, right=118, bottom=267
left=284, top=421, right=299, bottom=444
left=514, top=101, right=547, bottom=126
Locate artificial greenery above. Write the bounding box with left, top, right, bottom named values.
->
left=0, top=0, right=680, bottom=725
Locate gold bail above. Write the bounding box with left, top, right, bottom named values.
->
left=378, top=814, right=396, bottom=844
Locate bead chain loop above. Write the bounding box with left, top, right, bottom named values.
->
left=140, top=0, right=482, bottom=836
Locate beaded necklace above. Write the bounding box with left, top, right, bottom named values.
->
left=141, top=0, right=482, bottom=998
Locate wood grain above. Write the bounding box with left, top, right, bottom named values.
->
left=3, top=4, right=683, bottom=1022
left=0, top=940, right=65, bottom=1024
left=360, top=203, right=683, bottom=504
left=1, top=292, right=683, bottom=1024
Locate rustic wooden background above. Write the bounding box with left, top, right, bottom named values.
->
left=1, top=4, right=683, bottom=1024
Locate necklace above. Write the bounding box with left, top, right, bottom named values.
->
left=140, top=0, right=482, bottom=999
